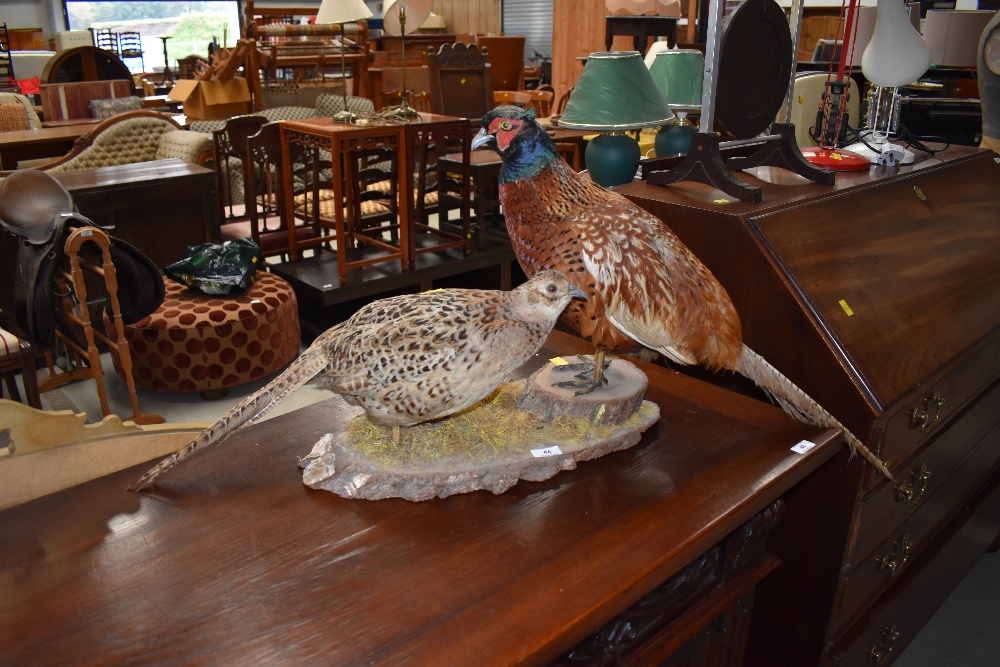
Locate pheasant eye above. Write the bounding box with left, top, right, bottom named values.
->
left=546, top=284, right=557, bottom=293
left=500, top=121, right=511, bottom=130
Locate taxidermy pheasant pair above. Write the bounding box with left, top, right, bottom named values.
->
left=472, top=106, right=892, bottom=481
left=130, top=271, right=584, bottom=491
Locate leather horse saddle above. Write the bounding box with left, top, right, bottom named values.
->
left=0, top=170, right=164, bottom=348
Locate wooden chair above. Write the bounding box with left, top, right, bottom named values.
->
left=526, top=85, right=555, bottom=117
left=91, top=28, right=118, bottom=54
left=427, top=43, right=494, bottom=121
left=347, top=146, right=400, bottom=247
left=493, top=90, right=533, bottom=109
left=212, top=115, right=268, bottom=226
left=427, top=42, right=500, bottom=242
left=555, top=86, right=574, bottom=117
left=219, top=122, right=324, bottom=261
left=117, top=32, right=145, bottom=72
left=477, top=35, right=525, bottom=92
left=1, top=327, right=41, bottom=409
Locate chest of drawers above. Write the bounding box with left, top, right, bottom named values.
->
left=618, top=147, right=1000, bottom=665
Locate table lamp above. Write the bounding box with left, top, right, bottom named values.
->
left=382, top=0, right=433, bottom=118
left=843, top=0, right=930, bottom=164
left=648, top=49, right=703, bottom=157
left=558, top=51, right=675, bottom=187
left=316, top=0, right=373, bottom=123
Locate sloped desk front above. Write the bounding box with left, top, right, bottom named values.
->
left=618, top=147, right=1000, bottom=665
left=0, top=330, right=840, bottom=666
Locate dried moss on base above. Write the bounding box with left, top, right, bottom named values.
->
left=346, top=380, right=655, bottom=468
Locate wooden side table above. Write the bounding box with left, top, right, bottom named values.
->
left=280, top=118, right=411, bottom=281
left=280, top=114, right=474, bottom=280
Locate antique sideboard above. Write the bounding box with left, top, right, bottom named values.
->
left=619, top=146, right=1000, bottom=665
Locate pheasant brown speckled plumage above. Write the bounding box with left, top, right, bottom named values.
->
left=472, top=106, right=892, bottom=480
left=129, top=270, right=585, bottom=491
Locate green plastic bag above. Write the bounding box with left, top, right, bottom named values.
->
left=165, top=238, right=261, bottom=295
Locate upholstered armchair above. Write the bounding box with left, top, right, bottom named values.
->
left=0, top=92, right=43, bottom=132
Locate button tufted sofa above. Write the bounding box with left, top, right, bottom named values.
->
left=11, top=110, right=212, bottom=175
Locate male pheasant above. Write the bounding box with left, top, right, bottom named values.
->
left=129, top=271, right=585, bottom=491
left=472, top=106, right=892, bottom=480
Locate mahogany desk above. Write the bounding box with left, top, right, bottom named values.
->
left=0, top=330, right=840, bottom=666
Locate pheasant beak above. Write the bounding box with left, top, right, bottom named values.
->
left=568, top=285, right=587, bottom=300
left=471, top=127, right=494, bottom=151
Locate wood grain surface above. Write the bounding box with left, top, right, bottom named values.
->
left=0, top=331, right=840, bottom=666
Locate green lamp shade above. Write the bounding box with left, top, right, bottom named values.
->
left=558, top=51, right=674, bottom=131
left=559, top=51, right=673, bottom=187
left=648, top=49, right=705, bottom=109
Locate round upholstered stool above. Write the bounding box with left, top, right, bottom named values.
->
left=106, top=272, right=300, bottom=398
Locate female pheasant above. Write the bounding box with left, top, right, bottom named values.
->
left=472, top=105, right=892, bottom=480
left=129, top=271, right=585, bottom=491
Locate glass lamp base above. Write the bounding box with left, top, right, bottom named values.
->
left=586, top=132, right=641, bottom=187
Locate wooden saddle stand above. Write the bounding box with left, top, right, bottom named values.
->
left=0, top=171, right=164, bottom=425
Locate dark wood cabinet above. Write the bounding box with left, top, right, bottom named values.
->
left=618, top=146, right=1000, bottom=665
left=0, top=160, right=218, bottom=331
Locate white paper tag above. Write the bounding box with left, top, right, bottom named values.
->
left=531, top=446, right=563, bottom=458
left=791, top=440, right=816, bottom=454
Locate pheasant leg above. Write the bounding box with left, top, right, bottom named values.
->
left=554, top=348, right=610, bottom=396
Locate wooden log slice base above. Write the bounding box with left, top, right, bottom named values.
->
left=300, top=377, right=660, bottom=502
left=517, top=354, right=649, bottom=425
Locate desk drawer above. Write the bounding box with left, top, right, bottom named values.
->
left=825, top=465, right=1000, bottom=666
left=832, top=419, right=1000, bottom=633
left=853, top=380, right=1000, bottom=562
left=877, top=340, right=1000, bottom=487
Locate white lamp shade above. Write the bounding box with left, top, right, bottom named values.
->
left=384, top=0, right=433, bottom=36
left=861, top=0, right=930, bottom=87
left=316, top=0, right=373, bottom=25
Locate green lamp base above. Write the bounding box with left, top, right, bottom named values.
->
left=585, top=132, right=641, bottom=187
left=655, top=123, right=698, bottom=157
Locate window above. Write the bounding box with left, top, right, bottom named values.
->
left=64, top=1, right=241, bottom=72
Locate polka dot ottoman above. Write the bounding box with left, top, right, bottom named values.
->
left=106, top=272, right=301, bottom=398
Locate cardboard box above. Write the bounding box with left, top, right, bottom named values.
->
left=167, top=79, right=251, bottom=120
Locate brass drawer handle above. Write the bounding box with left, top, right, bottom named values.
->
left=909, top=393, right=945, bottom=433
left=877, top=534, right=912, bottom=577
left=867, top=625, right=900, bottom=664
left=894, top=463, right=932, bottom=507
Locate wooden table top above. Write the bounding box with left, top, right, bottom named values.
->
left=0, top=121, right=96, bottom=147
left=0, top=331, right=840, bottom=665
left=50, top=158, right=213, bottom=190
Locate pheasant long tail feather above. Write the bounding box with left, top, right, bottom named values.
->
left=127, top=346, right=331, bottom=492
left=736, top=345, right=894, bottom=482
